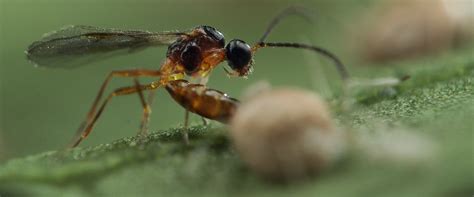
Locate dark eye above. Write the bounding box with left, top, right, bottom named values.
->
left=201, top=26, right=225, bottom=48
left=225, top=39, right=252, bottom=71
left=181, top=43, right=202, bottom=73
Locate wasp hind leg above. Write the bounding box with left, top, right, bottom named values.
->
left=70, top=81, right=162, bottom=148
left=183, top=110, right=191, bottom=145
left=201, top=117, right=209, bottom=126
left=181, top=111, right=210, bottom=146
left=134, top=78, right=157, bottom=138
left=73, top=69, right=162, bottom=143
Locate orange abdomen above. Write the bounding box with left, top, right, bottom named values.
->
left=165, top=80, right=239, bottom=123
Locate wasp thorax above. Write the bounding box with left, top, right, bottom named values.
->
left=201, top=26, right=225, bottom=48
left=180, top=42, right=202, bottom=73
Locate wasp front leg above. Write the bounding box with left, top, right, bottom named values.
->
left=165, top=80, right=239, bottom=143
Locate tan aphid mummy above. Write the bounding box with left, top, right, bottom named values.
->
left=230, top=87, right=346, bottom=181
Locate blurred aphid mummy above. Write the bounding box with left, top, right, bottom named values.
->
left=355, top=127, right=437, bottom=166
left=356, top=0, right=473, bottom=62
left=230, top=87, right=347, bottom=181
left=348, top=76, right=409, bottom=88
left=240, top=80, right=272, bottom=100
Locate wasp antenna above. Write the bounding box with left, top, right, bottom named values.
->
left=257, top=42, right=349, bottom=81
left=258, top=6, right=315, bottom=43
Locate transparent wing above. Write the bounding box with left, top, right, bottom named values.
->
left=26, top=25, right=186, bottom=68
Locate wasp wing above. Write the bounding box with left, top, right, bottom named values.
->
left=26, top=25, right=186, bottom=68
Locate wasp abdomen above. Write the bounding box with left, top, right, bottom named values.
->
left=165, top=80, right=239, bottom=123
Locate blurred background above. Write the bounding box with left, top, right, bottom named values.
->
left=0, top=0, right=472, bottom=161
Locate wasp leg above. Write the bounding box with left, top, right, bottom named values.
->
left=201, top=117, right=209, bottom=126
left=180, top=76, right=211, bottom=144
left=182, top=111, right=208, bottom=145
left=165, top=80, right=240, bottom=144
left=75, top=69, right=162, bottom=139
left=197, top=77, right=211, bottom=127
left=133, top=78, right=154, bottom=137
left=183, top=110, right=190, bottom=145
left=70, top=81, right=162, bottom=147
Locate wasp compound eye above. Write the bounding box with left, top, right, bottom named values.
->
left=181, top=43, right=202, bottom=73
left=201, top=26, right=225, bottom=48
left=225, top=39, right=252, bottom=72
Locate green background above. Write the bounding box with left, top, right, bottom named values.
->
left=1, top=0, right=473, bottom=196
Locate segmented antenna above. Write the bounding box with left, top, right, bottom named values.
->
left=258, top=6, right=315, bottom=43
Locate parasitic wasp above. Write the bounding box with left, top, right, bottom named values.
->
left=25, top=7, right=349, bottom=147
